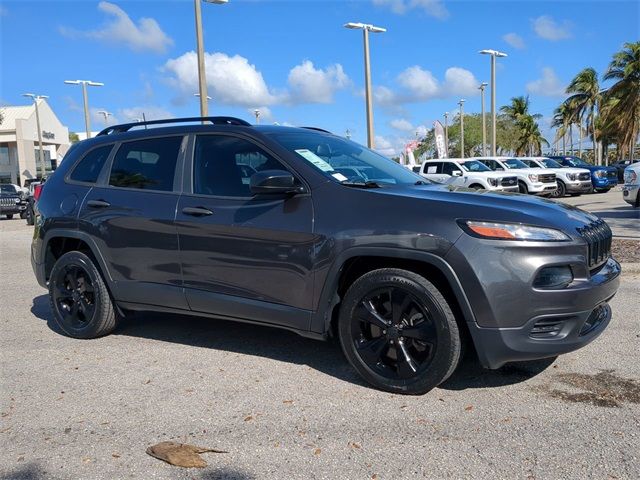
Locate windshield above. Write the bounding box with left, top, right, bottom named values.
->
left=571, top=159, right=591, bottom=167
left=503, top=159, right=529, bottom=169
left=270, top=131, right=428, bottom=185
left=541, top=159, right=562, bottom=168
left=0, top=185, right=17, bottom=194
left=459, top=160, right=491, bottom=172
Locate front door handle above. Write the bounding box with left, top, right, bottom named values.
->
left=87, top=199, right=111, bottom=208
left=182, top=206, right=213, bottom=216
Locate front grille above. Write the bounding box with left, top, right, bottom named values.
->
left=607, top=170, right=617, bottom=179
left=578, top=172, right=591, bottom=181
left=577, top=220, right=612, bottom=269
left=539, top=173, right=556, bottom=183
left=1, top=197, right=17, bottom=207
left=501, top=176, right=517, bottom=187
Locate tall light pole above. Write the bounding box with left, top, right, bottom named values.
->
left=194, top=0, right=228, bottom=118
left=64, top=80, right=104, bottom=138
left=479, top=49, right=507, bottom=156
left=22, top=93, right=48, bottom=179
left=479, top=82, right=488, bottom=156
left=345, top=129, right=352, bottom=140
left=444, top=112, right=449, bottom=149
left=97, top=110, right=112, bottom=127
left=254, top=109, right=261, bottom=124
left=458, top=99, right=466, bottom=159
left=344, top=22, right=386, bottom=149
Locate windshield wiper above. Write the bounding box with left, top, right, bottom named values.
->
left=340, top=180, right=383, bottom=188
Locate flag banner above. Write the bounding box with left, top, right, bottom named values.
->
left=433, top=121, right=448, bottom=159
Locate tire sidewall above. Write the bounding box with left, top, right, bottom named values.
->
left=338, top=270, right=458, bottom=394
left=49, top=251, right=108, bottom=339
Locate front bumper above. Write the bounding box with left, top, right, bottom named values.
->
left=468, top=257, right=620, bottom=368
left=622, top=184, right=639, bottom=205
left=529, top=182, right=558, bottom=195
left=0, top=205, right=26, bottom=215
left=566, top=181, right=593, bottom=193
left=592, top=176, right=617, bottom=190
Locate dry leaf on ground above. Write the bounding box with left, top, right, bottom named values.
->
left=146, top=441, right=227, bottom=469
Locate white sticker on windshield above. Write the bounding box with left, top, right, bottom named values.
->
left=332, top=172, right=348, bottom=182
left=427, top=166, right=437, bottom=174
left=294, top=149, right=334, bottom=172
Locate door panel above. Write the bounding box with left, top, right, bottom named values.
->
left=176, top=134, right=316, bottom=327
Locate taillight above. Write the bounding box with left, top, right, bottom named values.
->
left=34, top=184, right=43, bottom=201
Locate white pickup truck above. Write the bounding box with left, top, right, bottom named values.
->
left=519, top=157, right=592, bottom=198
left=418, top=159, right=519, bottom=192
left=473, top=157, right=557, bottom=196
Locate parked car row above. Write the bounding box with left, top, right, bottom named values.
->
left=622, top=162, right=640, bottom=208
left=414, top=155, right=631, bottom=199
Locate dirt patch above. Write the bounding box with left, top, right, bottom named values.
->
left=538, top=370, right=640, bottom=408
left=612, top=238, right=640, bottom=263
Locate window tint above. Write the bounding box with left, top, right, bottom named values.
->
left=442, top=162, right=461, bottom=175
left=109, top=137, right=182, bottom=191
left=194, top=135, right=288, bottom=197
left=423, top=162, right=441, bottom=174
left=69, top=145, right=112, bottom=183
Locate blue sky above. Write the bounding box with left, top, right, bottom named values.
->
left=1, top=0, right=638, bottom=155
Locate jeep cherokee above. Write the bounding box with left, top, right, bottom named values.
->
left=31, top=117, right=621, bottom=394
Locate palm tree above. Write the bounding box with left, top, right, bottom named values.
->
left=603, top=41, right=640, bottom=158
left=500, top=95, right=542, bottom=122
left=516, top=115, right=549, bottom=156
left=551, top=103, right=571, bottom=154
left=566, top=67, right=602, bottom=163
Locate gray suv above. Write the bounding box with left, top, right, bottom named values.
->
left=31, top=117, right=621, bottom=394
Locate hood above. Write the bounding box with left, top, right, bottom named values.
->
left=547, top=167, right=590, bottom=175
left=581, top=165, right=617, bottom=173
left=468, top=171, right=518, bottom=179
left=372, top=184, right=600, bottom=236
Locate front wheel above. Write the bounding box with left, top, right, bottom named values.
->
left=338, top=268, right=461, bottom=395
left=49, top=251, right=118, bottom=339
left=551, top=181, right=566, bottom=198
left=26, top=206, right=34, bottom=225
left=518, top=181, right=529, bottom=194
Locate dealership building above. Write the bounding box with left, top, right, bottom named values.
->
left=0, top=99, right=70, bottom=186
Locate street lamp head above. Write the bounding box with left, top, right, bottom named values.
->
left=479, top=49, right=507, bottom=57
left=203, top=0, right=229, bottom=3
left=459, top=99, right=466, bottom=105
left=22, top=93, right=35, bottom=98
left=64, top=80, right=81, bottom=85
left=344, top=22, right=386, bottom=33
left=87, top=81, right=104, bottom=87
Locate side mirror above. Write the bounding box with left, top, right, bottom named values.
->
left=452, top=170, right=463, bottom=177
left=249, top=170, right=302, bottom=195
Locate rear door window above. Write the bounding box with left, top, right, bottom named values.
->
left=109, top=136, right=183, bottom=191
left=69, top=145, right=113, bottom=183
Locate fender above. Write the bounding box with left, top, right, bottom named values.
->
left=41, top=228, right=114, bottom=285
left=309, top=246, right=478, bottom=335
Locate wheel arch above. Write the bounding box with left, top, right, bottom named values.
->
left=310, top=248, right=477, bottom=341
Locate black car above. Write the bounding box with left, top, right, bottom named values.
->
left=31, top=117, right=620, bottom=394
left=0, top=184, right=27, bottom=219
left=611, top=159, right=640, bottom=183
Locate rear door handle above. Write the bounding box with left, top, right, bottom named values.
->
left=87, top=199, right=111, bottom=208
left=182, top=206, right=213, bottom=216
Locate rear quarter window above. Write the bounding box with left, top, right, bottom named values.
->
left=69, top=145, right=113, bottom=183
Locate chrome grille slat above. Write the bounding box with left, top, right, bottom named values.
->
left=539, top=173, right=556, bottom=183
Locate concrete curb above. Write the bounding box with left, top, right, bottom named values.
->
left=620, top=262, right=640, bottom=274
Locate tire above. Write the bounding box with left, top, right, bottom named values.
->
left=48, top=251, right=117, bottom=339
left=518, top=181, right=529, bottom=194
left=26, top=206, right=34, bottom=226
left=551, top=181, right=566, bottom=198
left=338, top=268, right=461, bottom=395
left=6, top=214, right=13, bottom=220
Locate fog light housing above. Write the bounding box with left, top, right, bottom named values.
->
left=580, top=303, right=610, bottom=336
left=533, top=266, right=573, bottom=288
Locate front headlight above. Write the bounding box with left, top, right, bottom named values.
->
left=528, top=174, right=539, bottom=182
left=14, top=198, right=20, bottom=204
left=488, top=178, right=498, bottom=187
left=566, top=173, right=577, bottom=181
left=595, top=170, right=606, bottom=178
left=461, top=220, right=571, bottom=241
left=624, top=170, right=637, bottom=184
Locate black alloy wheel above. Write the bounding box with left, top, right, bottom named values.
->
left=338, top=269, right=461, bottom=395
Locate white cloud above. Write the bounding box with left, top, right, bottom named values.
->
left=287, top=61, right=350, bottom=104
left=526, top=67, right=566, bottom=97
left=60, top=1, right=173, bottom=54
left=163, top=51, right=279, bottom=107
left=375, top=66, right=480, bottom=106
left=374, top=135, right=397, bottom=156
left=503, top=32, right=525, bottom=49
left=390, top=118, right=415, bottom=132
left=373, top=0, right=449, bottom=20
left=532, top=15, right=572, bottom=41
left=118, top=106, right=174, bottom=122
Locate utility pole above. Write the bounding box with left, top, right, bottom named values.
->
left=459, top=99, right=465, bottom=159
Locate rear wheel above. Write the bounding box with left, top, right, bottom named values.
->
left=338, top=268, right=461, bottom=395
left=6, top=214, right=13, bottom=220
left=25, top=205, right=34, bottom=225
left=49, top=251, right=118, bottom=339
left=551, top=181, right=566, bottom=198
left=518, top=181, right=529, bottom=194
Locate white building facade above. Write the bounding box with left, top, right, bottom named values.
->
left=0, top=99, right=70, bottom=186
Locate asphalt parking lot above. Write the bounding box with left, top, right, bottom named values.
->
left=1, top=214, right=639, bottom=480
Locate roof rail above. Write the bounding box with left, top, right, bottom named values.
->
left=301, top=126, right=332, bottom=134
left=97, top=116, right=252, bottom=136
